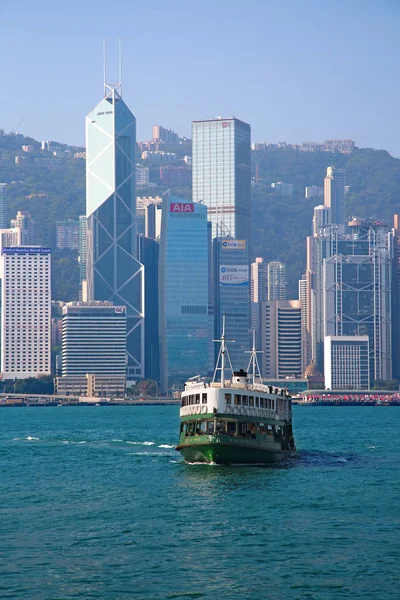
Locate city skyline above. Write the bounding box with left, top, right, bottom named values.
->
left=1, top=1, right=400, bottom=155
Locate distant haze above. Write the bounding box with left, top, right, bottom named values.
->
left=1, top=0, right=400, bottom=155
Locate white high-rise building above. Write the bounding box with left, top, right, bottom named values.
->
left=260, top=300, right=305, bottom=379
left=251, top=257, right=268, bottom=303
left=1, top=247, right=51, bottom=379
left=267, top=261, right=286, bottom=300
left=312, top=205, right=331, bottom=235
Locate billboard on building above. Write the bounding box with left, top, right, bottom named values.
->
left=221, top=240, right=246, bottom=250
left=219, top=265, right=249, bottom=286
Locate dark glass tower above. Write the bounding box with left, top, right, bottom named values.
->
left=86, top=84, right=144, bottom=379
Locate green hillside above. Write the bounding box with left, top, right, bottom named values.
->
left=1, top=129, right=399, bottom=299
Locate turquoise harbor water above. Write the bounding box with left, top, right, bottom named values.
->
left=1, top=406, right=399, bottom=600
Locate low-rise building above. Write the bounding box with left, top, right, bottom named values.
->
left=324, top=336, right=370, bottom=390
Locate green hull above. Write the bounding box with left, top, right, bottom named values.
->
left=176, top=437, right=293, bottom=464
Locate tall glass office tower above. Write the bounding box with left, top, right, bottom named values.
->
left=86, top=83, right=144, bottom=379
left=192, top=117, right=251, bottom=241
left=158, top=194, right=209, bottom=393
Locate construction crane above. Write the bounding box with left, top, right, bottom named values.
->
left=11, top=118, right=24, bottom=134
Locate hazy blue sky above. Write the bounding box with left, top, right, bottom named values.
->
left=1, top=0, right=400, bottom=154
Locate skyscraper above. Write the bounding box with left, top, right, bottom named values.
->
left=312, top=204, right=331, bottom=235
left=158, top=194, right=209, bottom=393
left=267, top=261, right=286, bottom=300
left=192, top=117, right=251, bottom=240
left=1, top=247, right=51, bottom=379
left=0, top=184, right=7, bottom=229
left=79, top=216, right=87, bottom=282
left=323, top=218, right=392, bottom=382
left=214, top=238, right=250, bottom=369
left=86, top=77, right=144, bottom=379
left=260, top=300, right=304, bottom=379
left=391, top=215, right=400, bottom=379
left=324, top=167, right=345, bottom=226
left=139, top=235, right=160, bottom=383
left=251, top=257, right=268, bottom=303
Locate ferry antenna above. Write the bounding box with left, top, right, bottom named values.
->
left=245, top=329, right=263, bottom=387
left=212, top=315, right=235, bottom=387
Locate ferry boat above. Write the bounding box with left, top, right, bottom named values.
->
left=176, top=319, right=296, bottom=464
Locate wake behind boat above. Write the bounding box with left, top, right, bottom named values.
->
left=176, top=318, right=296, bottom=464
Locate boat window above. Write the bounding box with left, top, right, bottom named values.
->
left=188, top=395, right=193, bottom=405
left=224, top=393, right=232, bottom=404
left=255, top=397, right=259, bottom=407
left=242, top=395, right=248, bottom=406
left=202, top=393, right=207, bottom=404
left=205, top=420, right=214, bottom=434
left=234, top=394, right=241, bottom=405
left=249, top=396, right=254, bottom=407
left=267, top=424, right=273, bottom=434
left=227, top=421, right=237, bottom=436
left=272, top=399, right=275, bottom=410
left=260, top=397, right=264, bottom=408
left=195, top=394, right=200, bottom=404
left=216, top=420, right=226, bottom=433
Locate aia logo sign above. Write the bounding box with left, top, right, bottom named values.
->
left=222, top=121, right=231, bottom=128
left=170, top=203, right=194, bottom=213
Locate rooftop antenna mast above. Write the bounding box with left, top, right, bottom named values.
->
left=212, top=315, right=235, bottom=387
left=119, top=37, right=122, bottom=97
left=245, top=329, right=263, bottom=387
left=103, top=38, right=123, bottom=98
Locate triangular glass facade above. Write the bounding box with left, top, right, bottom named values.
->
left=86, top=89, right=144, bottom=379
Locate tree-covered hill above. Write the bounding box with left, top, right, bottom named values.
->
left=1, top=129, right=400, bottom=299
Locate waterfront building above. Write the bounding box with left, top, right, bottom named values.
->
left=323, top=219, right=392, bottom=382
left=324, top=336, right=370, bottom=390
left=1, top=247, right=51, bottom=379
left=139, top=236, right=160, bottom=383
left=56, top=220, right=79, bottom=250
left=10, top=211, right=34, bottom=245
left=61, top=301, right=127, bottom=378
left=0, top=184, right=7, bottom=228
left=324, top=167, right=345, bottom=227
left=79, top=216, right=87, bottom=282
left=308, top=218, right=392, bottom=380
left=55, top=373, right=126, bottom=398
left=391, top=215, right=400, bottom=379
left=213, top=238, right=250, bottom=370
left=192, top=116, right=251, bottom=241
left=158, top=194, right=209, bottom=393
left=267, top=261, right=286, bottom=300
left=85, top=76, right=144, bottom=379
left=260, top=300, right=304, bottom=379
